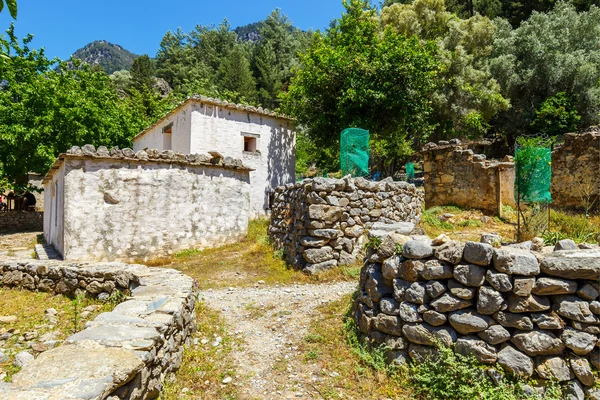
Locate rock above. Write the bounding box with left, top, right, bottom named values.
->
left=304, top=259, right=338, bottom=274
left=493, top=247, right=540, bottom=276
left=554, top=239, right=578, bottom=251
left=532, top=277, right=577, bottom=295
left=589, top=348, right=600, bottom=370
left=430, top=293, right=472, bottom=312
left=536, top=356, right=574, bottom=381
left=385, top=350, right=409, bottom=366
left=0, top=315, right=17, bottom=324
left=431, top=234, right=451, bottom=246
left=565, top=380, right=585, bottom=400
left=345, top=225, right=364, bottom=238
left=434, top=241, right=465, bottom=265
left=455, top=337, right=498, bottom=364
left=408, top=343, right=440, bottom=362
left=540, top=249, right=600, bottom=280
left=372, top=314, right=402, bottom=336
left=569, top=357, right=594, bottom=387
left=513, top=278, right=535, bottom=296
left=425, top=280, right=447, bottom=298
left=553, top=295, right=597, bottom=324
left=421, top=260, right=454, bottom=280
left=404, top=282, right=428, bottom=304
left=530, top=312, right=565, bottom=330
left=506, top=294, right=550, bottom=313
left=402, top=323, right=456, bottom=347
left=497, top=345, right=534, bottom=377
left=448, top=279, right=476, bottom=300
left=377, top=234, right=411, bottom=259
left=591, top=301, right=600, bottom=314
left=370, top=221, right=415, bottom=235
left=380, top=298, right=400, bottom=316
left=453, top=264, right=486, bottom=287
left=222, top=376, right=232, bottom=384
left=81, top=144, right=96, bottom=155
left=13, top=351, right=34, bottom=367
left=576, top=283, right=599, bottom=301
left=304, top=247, right=334, bottom=264
left=531, top=237, right=545, bottom=252
left=485, top=270, right=513, bottom=292
left=365, top=272, right=393, bottom=302
left=397, top=259, right=424, bottom=282
left=0, top=350, right=8, bottom=363
left=300, top=237, right=330, bottom=248
left=398, top=302, right=422, bottom=323
left=561, top=328, right=596, bottom=355
left=448, top=309, right=492, bottom=334
left=493, top=311, right=533, bottom=330
left=586, top=388, right=600, bottom=400
left=309, top=204, right=343, bottom=222
left=478, top=325, right=510, bottom=345
left=402, top=240, right=434, bottom=259
left=382, top=255, right=402, bottom=280
left=477, top=286, right=505, bottom=315
left=480, top=233, right=502, bottom=246
left=463, top=241, right=494, bottom=266
left=511, top=330, right=565, bottom=356
left=423, top=310, right=446, bottom=326
left=393, top=279, right=411, bottom=302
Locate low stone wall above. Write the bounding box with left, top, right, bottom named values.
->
left=552, top=130, right=600, bottom=211
left=421, top=139, right=515, bottom=216
left=269, top=177, right=423, bottom=273
left=0, top=212, right=43, bottom=233
left=0, top=260, right=196, bottom=399
left=354, top=234, right=599, bottom=396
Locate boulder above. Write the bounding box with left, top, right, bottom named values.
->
left=554, top=239, right=578, bottom=251
left=569, top=357, right=595, bottom=387
left=536, top=356, right=574, bottom=381
left=434, top=241, right=465, bottom=265
left=532, top=277, right=577, bottom=295
left=497, top=345, right=533, bottom=377
left=379, top=298, right=400, bottom=316
left=397, top=259, right=424, bottom=282
left=448, top=309, right=493, bottom=334
left=310, top=229, right=340, bottom=239
left=477, top=286, right=505, bottom=315
left=404, top=282, right=428, bottom=305
left=365, top=272, right=393, bottom=302
left=402, top=240, right=434, bottom=259
left=372, top=313, right=403, bottom=336
left=485, top=270, right=513, bottom=292
left=553, top=295, right=598, bottom=324
left=392, top=279, right=411, bottom=302
left=565, top=380, right=585, bottom=400
left=540, top=249, right=600, bottom=280
left=561, top=328, right=596, bottom=355
left=463, top=241, right=494, bottom=266
left=576, top=283, right=599, bottom=301
left=506, top=294, right=550, bottom=313
left=453, top=264, right=486, bottom=287
left=421, top=260, right=454, bottom=280
left=402, top=323, right=457, bottom=347
left=478, top=325, right=511, bottom=345
left=511, top=330, right=565, bottom=356
left=493, top=247, right=540, bottom=276
left=304, top=247, right=334, bottom=264
left=304, top=259, right=338, bottom=274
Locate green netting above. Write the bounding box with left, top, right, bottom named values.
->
left=514, top=146, right=552, bottom=203
left=405, top=162, right=415, bottom=179
left=340, top=128, right=369, bottom=177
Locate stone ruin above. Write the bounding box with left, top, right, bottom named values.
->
left=0, top=259, right=196, bottom=399
left=269, top=177, right=423, bottom=274
left=354, top=232, right=600, bottom=397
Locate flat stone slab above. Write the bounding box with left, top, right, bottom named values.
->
left=66, top=325, right=161, bottom=347
left=370, top=222, right=415, bottom=235
left=540, top=249, right=600, bottom=280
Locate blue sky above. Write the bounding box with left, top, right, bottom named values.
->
left=0, top=0, right=346, bottom=60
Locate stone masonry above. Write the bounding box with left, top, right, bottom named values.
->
left=354, top=233, right=599, bottom=396
left=0, top=259, right=196, bottom=400
left=421, top=139, right=515, bottom=215
left=0, top=212, right=43, bottom=233
left=269, top=177, right=423, bottom=274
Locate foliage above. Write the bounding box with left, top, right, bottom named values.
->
left=530, top=92, right=582, bottom=136
left=364, top=236, right=383, bottom=251
left=130, top=54, right=155, bottom=92
left=381, top=0, right=509, bottom=139
left=0, top=0, right=16, bottom=19
left=282, top=0, right=441, bottom=173
left=70, top=40, right=138, bottom=74
left=543, top=210, right=600, bottom=244
left=488, top=3, right=600, bottom=140
left=217, top=44, right=257, bottom=103
left=0, top=26, right=158, bottom=187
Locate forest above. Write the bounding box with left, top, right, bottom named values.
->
left=0, top=0, right=599, bottom=186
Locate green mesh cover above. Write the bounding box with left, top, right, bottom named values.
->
left=514, top=147, right=552, bottom=203
left=405, top=162, right=415, bottom=179
left=340, top=128, right=369, bottom=177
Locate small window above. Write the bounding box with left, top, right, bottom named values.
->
left=244, top=136, right=257, bottom=152
left=162, top=123, right=173, bottom=150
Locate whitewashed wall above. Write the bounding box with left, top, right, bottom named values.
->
left=46, top=157, right=250, bottom=261
left=43, top=163, right=65, bottom=255
left=133, top=101, right=296, bottom=216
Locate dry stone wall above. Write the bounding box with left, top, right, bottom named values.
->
left=269, top=177, right=423, bottom=274
left=354, top=233, right=599, bottom=396
left=421, top=139, right=515, bottom=215
left=0, top=260, right=196, bottom=400
left=552, top=130, right=600, bottom=211
left=0, top=212, right=43, bottom=233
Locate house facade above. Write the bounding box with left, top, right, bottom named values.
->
left=133, top=96, right=296, bottom=216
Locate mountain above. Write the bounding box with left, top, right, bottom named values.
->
left=70, top=41, right=138, bottom=74
left=235, top=22, right=263, bottom=42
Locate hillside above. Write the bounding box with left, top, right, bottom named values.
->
left=70, top=40, right=138, bottom=74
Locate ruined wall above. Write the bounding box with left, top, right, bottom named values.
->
left=0, top=259, right=196, bottom=399
left=421, top=139, right=515, bottom=215
left=269, top=177, right=423, bottom=274
left=552, top=131, right=600, bottom=211
left=43, top=145, right=252, bottom=261
left=354, top=233, right=599, bottom=396
left=0, top=212, right=43, bottom=233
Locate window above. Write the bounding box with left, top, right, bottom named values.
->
left=162, top=123, right=173, bottom=150
left=241, top=132, right=259, bottom=153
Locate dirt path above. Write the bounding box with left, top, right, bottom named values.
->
left=0, top=231, right=39, bottom=260
left=199, top=281, right=357, bottom=400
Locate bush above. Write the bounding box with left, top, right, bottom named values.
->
left=546, top=210, right=600, bottom=244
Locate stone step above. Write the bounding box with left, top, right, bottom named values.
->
left=35, top=244, right=61, bottom=260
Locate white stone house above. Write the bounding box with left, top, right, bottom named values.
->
left=133, top=95, right=296, bottom=217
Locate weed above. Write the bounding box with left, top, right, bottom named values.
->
left=305, top=348, right=322, bottom=361
left=394, top=243, right=404, bottom=255
left=175, top=248, right=203, bottom=258
left=364, top=236, right=382, bottom=251
left=547, top=210, right=599, bottom=244
left=458, top=219, right=483, bottom=228
left=273, top=248, right=285, bottom=260
left=70, top=292, right=87, bottom=334
left=304, top=333, right=325, bottom=343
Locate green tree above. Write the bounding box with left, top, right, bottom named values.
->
left=530, top=92, right=581, bottom=136
left=217, top=44, right=257, bottom=103
left=381, top=0, right=509, bottom=139
left=282, top=0, right=440, bottom=174
left=130, top=54, right=155, bottom=92
left=0, top=0, right=16, bottom=19
left=0, top=26, right=153, bottom=186
left=488, top=3, right=600, bottom=140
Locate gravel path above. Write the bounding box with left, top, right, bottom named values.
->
left=199, top=281, right=357, bottom=400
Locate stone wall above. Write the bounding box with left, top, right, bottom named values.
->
left=421, top=139, right=515, bottom=215
left=43, top=144, right=252, bottom=261
left=0, top=259, right=196, bottom=399
left=552, top=131, right=600, bottom=211
left=0, top=212, right=43, bottom=233
left=354, top=233, right=599, bottom=396
left=269, top=177, right=423, bottom=274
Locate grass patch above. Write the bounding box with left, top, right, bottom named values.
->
left=160, top=301, right=240, bottom=399
left=0, top=288, right=116, bottom=381
left=147, top=219, right=358, bottom=289
left=544, top=210, right=600, bottom=244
